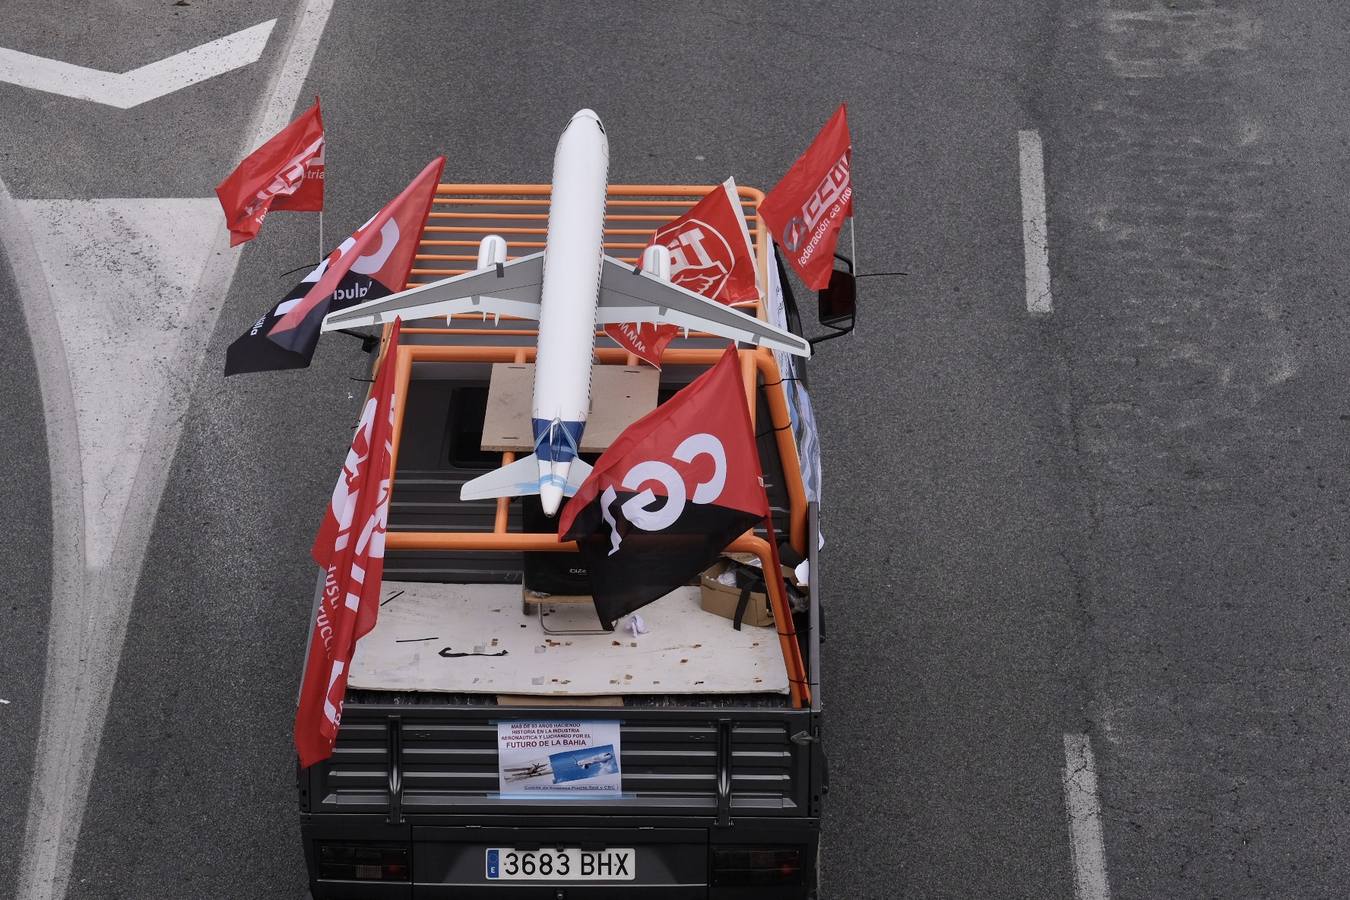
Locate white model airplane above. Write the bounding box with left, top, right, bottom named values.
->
left=575, top=751, right=615, bottom=770
left=322, top=109, right=810, bottom=516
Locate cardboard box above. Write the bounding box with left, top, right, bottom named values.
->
left=700, top=559, right=778, bottom=628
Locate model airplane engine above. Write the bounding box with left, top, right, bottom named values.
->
left=640, top=245, right=672, bottom=281
left=477, top=234, right=509, bottom=270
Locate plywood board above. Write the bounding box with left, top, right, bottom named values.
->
left=480, top=363, right=659, bottom=452
left=348, top=581, right=789, bottom=696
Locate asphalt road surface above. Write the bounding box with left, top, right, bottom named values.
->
left=2, top=1, right=1349, bottom=898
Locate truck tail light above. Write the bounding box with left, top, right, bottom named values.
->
left=316, top=842, right=410, bottom=881
left=711, top=847, right=804, bottom=886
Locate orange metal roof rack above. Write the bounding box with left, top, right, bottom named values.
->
left=372, top=183, right=812, bottom=707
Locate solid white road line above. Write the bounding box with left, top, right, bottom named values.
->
left=12, top=3, right=335, bottom=899
left=1017, top=129, right=1053, bottom=314
left=0, top=20, right=276, bottom=109
left=1063, top=733, right=1112, bottom=900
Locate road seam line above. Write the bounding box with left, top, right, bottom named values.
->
left=1063, top=732, right=1111, bottom=900
left=1018, top=129, right=1053, bottom=314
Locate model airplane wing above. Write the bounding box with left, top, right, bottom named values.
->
left=320, top=252, right=546, bottom=331
left=594, top=256, right=811, bottom=358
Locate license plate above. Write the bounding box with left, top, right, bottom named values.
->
left=485, top=848, right=635, bottom=881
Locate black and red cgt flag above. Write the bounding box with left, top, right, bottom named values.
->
left=215, top=98, right=325, bottom=247
left=224, top=156, right=444, bottom=376
left=296, top=319, right=402, bottom=768
left=559, top=345, right=768, bottom=626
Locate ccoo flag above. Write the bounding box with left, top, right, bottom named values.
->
left=295, top=319, right=402, bottom=768
left=224, top=156, right=444, bottom=376
left=559, top=345, right=768, bottom=626
left=758, top=104, right=853, bottom=290
left=606, top=177, right=761, bottom=368
left=215, top=98, right=325, bottom=247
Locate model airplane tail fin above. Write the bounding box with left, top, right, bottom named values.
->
left=563, top=458, right=592, bottom=493
left=460, top=455, right=541, bottom=501
left=459, top=454, right=593, bottom=501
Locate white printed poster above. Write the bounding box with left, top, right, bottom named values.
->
left=497, top=721, right=622, bottom=797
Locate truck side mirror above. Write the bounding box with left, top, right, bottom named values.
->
left=817, top=268, right=857, bottom=332
left=809, top=254, right=857, bottom=347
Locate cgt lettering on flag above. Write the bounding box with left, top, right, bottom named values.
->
left=559, top=345, right=769, bottom=627
left=759, top=104, right=853, bottom=290
left=598, top=432, right=728, bottom=556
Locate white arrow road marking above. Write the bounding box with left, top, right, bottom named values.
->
left=4, top=198, right=217, bottom=898
left=0, top=19, right=275, bottom=109
left=8, top=3, right=336, bottom=898
left=19, top=199, right=220, bottom=567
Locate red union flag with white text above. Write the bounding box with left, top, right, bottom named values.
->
left=295, top=320, right=402, bottom=768
left=759, top=104, right=853, bottom=290
left=215, top=98, right=325, bottom=246
left=605, top=178, right=760, bottom=367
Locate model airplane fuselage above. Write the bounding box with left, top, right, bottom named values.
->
left=530, top=109, right=609, bottom=514
left=322, top=109, right=810, bottom=515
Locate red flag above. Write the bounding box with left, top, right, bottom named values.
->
left=224, top=156, right=444, bottom=375
left=759, top=104, right=853, bottom=290
left=605, top=178, right=760, bottom=368
left=296, top=320, right=402, bottom=768
left=559, top=345, right=767, bottom=625
left=215, top=98, right=325, bottom=246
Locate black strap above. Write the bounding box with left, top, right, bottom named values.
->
left=733, top=587, right=751, bottom=631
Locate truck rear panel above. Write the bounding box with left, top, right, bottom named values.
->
left=300, top=705, right=822, bottom=897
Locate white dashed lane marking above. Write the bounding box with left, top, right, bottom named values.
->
left=1063, top=733, right=1112, bottom=900
left=1018, top=129, right=1053, bottom=314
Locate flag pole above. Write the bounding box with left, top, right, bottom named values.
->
left=845, top=107, right=857, bottom=281
left=318, top=209, right=325, bottom=263
left=849, top=216, right=857, bottom=277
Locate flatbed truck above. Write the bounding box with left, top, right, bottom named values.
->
left=297, top=183, right=828, bottom=899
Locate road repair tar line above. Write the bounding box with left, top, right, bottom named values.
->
left=11, top=2, right=334, bottom=899
left=1063, top=733, right=1112, bottom=900
left=1018, top=129, right=1053, bottom=314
